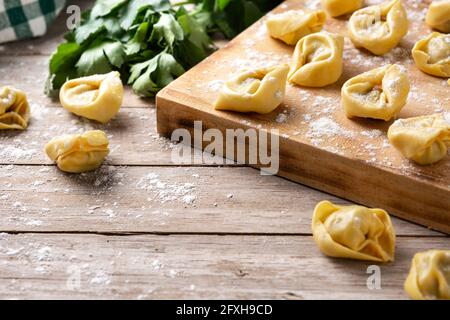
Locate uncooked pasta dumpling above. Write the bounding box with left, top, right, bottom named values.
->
left=60, top=71, right=123, bottom=123
left=214, top=65, right=289, bottom=114
left=266, top=9, right=326, bottom=45
left=426, top=0, right=450, bottom=33
left=312, top=201, right=396, bottom=262
left=341, top=64, right=410, bottom=121
left=388, top=113, right=450, bottom=165
left=0, top=86, right=30, bottom=130
left=404, top=250, right=450, bottom=300
left=412, top=32, right=450, bottom=78
left=45, top=130, right=110, bottom=173
left=321, top=0, right=363, bottom=17
left=288, top=32, right=344, bottom=87
left=349, top=0, right=408, bottom=55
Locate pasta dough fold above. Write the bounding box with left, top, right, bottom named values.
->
left=214, top=65, right=289, bottom=114
left=0, top=86, right=30, bottom=130
left=342, top=64, right=410, bottom=121
left=388, top=113, right=450, bottom=165
left=349, top=0, right=408, bottom=55
left=412, top=32, right=450, bottom=78
left=45, top=130, right=110, bottom=173
left=60, top=71, right=123, bottom=123
left=426, top=0, right=450, bottom=33
left=312, top=201, right=396, bottom=262
left=321, top=0, right=363, bottom=17
left=288, top=32, right=344, bottom=87
left=404, top=250, right=450, bottom=300
left=266, top=9, right=326, bottom=45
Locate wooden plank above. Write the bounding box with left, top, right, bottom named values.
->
left=0, top=165, right=442, bottom=236
left=0, top=233, right=448, bottom=299
left=156, top=0, right=450, bottom=233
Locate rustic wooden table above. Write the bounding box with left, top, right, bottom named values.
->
left=0, top=1, right=448, bottom=299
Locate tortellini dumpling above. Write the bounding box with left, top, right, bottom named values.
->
left=0, top=86, right=30, bottom=130
left=312, top=201, right=396, bottom=262
left=45, top=130, right=110, bottom=173
left=342, top=64, right=410, bottom=121
left=388, top=113, right=450, bottom=165
left=426, top=0, right=450, bottom=33
left=412, top=32, right=450, bottom=78
left=349, top=0, right=408, bottom=56
left=214, top=65, right=289, bottom=114
left=60, top=71, right=123, bottom=123
left=288, top=32, right=344, bottom=87
left=266, top=9, right=326, bottom=45
left=404, top=250, right=450, bottom=300
left=321, top=0, right=363, bottom=17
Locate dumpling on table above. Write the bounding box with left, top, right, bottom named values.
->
left=404, top=250, right=450, bottom=300
left=0, top=86, right=30, bottom=130
left=60, top=71, right=123, bottom=123
left=312, top=200, right=396, bottom=262
left=45, top=130, right=110, bottom=173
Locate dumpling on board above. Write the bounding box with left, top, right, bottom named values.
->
left=321, top=0, right=363, bottom=17
left=388, top=113, right=450, bottom=165
left=348, top=0, right=408, bottom=55
left=266, top=9, right=326, bottom=45
left=214, top=65, right=289, bottom=114
left=288, top=32, right=344, bottom=87
left=341, top=64, right=410, bottom=121
left=426, top=0, right=450, bottom=33
left=412, top=32, right=450, bottom=78
left=45, top=130, right=110, bottom=173
left=0, top=86, right=30, bottom=130
left=312, top=200, right=396, bottom=262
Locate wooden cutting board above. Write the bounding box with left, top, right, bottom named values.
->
left=156, top=0, right=450, bottom=233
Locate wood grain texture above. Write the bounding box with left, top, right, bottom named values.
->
left=157, top=0, right=450, bottom=233
left=0, top=233, right=448, bottom=299
left=0, top=165, right=441, bottom=236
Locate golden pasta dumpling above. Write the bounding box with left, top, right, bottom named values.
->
left=0, top=86, right=30, bottom=130
left=342, top=64, right=410, bottom=121
left=312, top=201, right=396, bottom=262
left=214, top=65, right=289, bottom=114
left=288, top=32, right=344, bottom=87
left=321, top=0, right=363, bottom=17
left=388, top=113, right=450, bottom=165
left=45, top=130, right=110, bottom=173
left=349, top=0, right=408, bottom=55
left=404, top=250, right=450, bottom=300
left=60, top=71, right=123, bottom=123
left=412, top=32, right=450, bottom=78
left=426, top=0, right=450, bottom=33
left=266, top=9, right=326, bottom=45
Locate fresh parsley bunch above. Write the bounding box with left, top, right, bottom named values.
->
left=46, top=0, right=281, bottom=98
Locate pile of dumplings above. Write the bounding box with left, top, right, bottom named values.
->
left=1, top=71, right=124, bottom=173
left=213, top=0, right=450, bottom=300
left=215, top=0, right=450, bottom=166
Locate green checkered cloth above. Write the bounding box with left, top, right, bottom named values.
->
left=0, top=0, right=66, bottom=43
